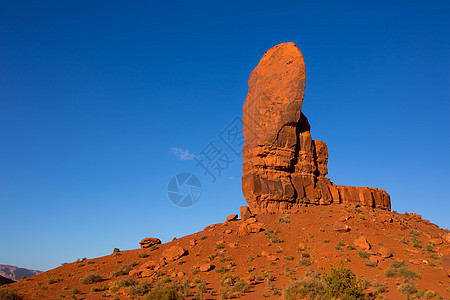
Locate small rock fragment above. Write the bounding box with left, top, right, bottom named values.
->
left=377, top=247, right=392, bottom=259
left=353, top=236, right=371, bottom=250
left=333, top=222, right=350, bottom=232
left=200, top=263, right=213, bottom=272
left=226, top=214, right=238, bottom=222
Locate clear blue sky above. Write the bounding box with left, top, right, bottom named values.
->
left=1, top=1, right=449, bottom=271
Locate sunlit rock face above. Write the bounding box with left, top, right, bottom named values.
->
left=242, top=42, right=390, bottom=214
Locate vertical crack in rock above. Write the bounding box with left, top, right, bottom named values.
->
left=242, top=42, right=391, bottom=214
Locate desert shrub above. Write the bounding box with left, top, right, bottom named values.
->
left=384, top=261, right=420, bottom=280
left=230, top=280, right=249, bottom=293
left=128, top=281, right=152, bottom=296
left=215, top=266, right=227, bottom=274
left=346, top=245, right=356, bottom=250
left=424, top=289, right=438, bottom=299
left=430, top=253, right=439, bottom=260
left=215, top=243, right=224, bottom=250
left=425, top=244, right=435, bottom=252
left=91, top=285, right=107, bottom=292
left=372, top=281, right=388, bottom=296
left=301, top=252, right=310, bottom=258
left=335, top=242, right=345, bottom=251
left=192, top=292, right=204, bottom=300
left=391, top=261, right=406, bottom=268
left=411, top=237, right=421, bottom=248
left=409, top=230, right=420, bottom=236
left=298, top=259, right=311, bottom=266
left=219, top=288, right=230, bottom=299
left=264, top=232, right=283, bottom=243
left=284, top=256, right=294, bottom=261
left=145, top=286, right=184, bottom=300
left=283, top=271, right=326, bottom=300
left=278, top=215, right=291, bottom=223
left=323, top=239, right=329, bottom=243
left=398, top=282, right=418, bottom=299
left=0, top=288, right=24, bottom=300
left=322, top=261, right=364, bottom=300
left=176, top=279, right=192, bottom=297
left=197, top=281, right=207, bottom=293
left=365, top=262, right=377, bottom=267
left=399, top=268, right=421, bottom=280
left=199, top=235, right=207, bottom=240
left=117, top=277, right=136, bottom=287
left=138, top=252, right=149, bottom=258
left=48, top=278, right=61, bottom=284
left=111, top=261, right=138, bottom=277
left=80, top=273, right=103, bottom=284
left=357, top=251, right=370, bottom=259
left=384, top=268, right=397, bottom=277
left=113, top=248, right=120, bottom=254
left=72, top=288, right=82, bottom=294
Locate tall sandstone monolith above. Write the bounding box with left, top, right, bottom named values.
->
left=242, top=42, right=390, bottom=214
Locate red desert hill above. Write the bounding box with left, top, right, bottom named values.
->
left=4, top=43, right=449, bottom=300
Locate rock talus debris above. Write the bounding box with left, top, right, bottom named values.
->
left=242, top=42, right=391, bottom=213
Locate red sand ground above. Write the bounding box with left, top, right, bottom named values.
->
left=4, top=204, right=450, bottom=299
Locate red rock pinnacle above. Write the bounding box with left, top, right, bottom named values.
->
left=242, top=42, right=390, bottom=214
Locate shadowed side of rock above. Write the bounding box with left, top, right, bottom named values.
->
left=242, top=42, right=390, bottom=214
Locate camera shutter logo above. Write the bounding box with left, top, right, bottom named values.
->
left=167, top=173, right=202, bottom=207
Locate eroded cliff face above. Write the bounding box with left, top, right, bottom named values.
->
left=242, top=42, right=390, bottom=214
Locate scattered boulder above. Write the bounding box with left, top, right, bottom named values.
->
left=430, top=238, right=443, bottom=245
left=226, top=214, right=238, bottom=222
left=224, top=229, right=232, bottom=234
left=131, top=258, right=165, bottom=278
left=333, top=222, right=350, bottom=232
left=353, top=236, right=371, bottom=250
left=239, top=222, right=263, bottom=234
left=199, top=263, right=213, bottom=272
left=140, top=259, right=166, bottom=271
left=189, top=239, right=196, bottom=246
left=245, top=217, right=257, bottom=224
left=162, top=246, right=186, bottom=261
left=377, top=247, right=392, bottom=259
left=138, top=269, right=154, bottom=278
left=139, top=237, right=161, bottom=249
left=267, top=255, right=278, bottom=262
left=380, top=215, right=393, bottom=223
left=171, top=271, right=185, bottom=278
left=240, top=206, right=252, bottom=220
left=229, top=242, right=238, bottom=248
left=443, top=233, right=450, bottom=243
